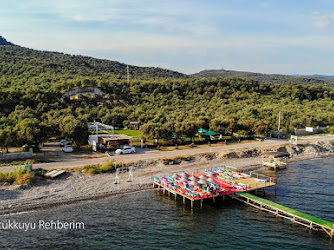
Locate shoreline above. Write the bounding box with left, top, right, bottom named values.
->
left=0, top=144, right=334, bottom=216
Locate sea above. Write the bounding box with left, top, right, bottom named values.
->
left=0, top=157, right=333, bottom=249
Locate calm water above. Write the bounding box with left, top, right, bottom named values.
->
left=0, top=157, right=333, bottom=249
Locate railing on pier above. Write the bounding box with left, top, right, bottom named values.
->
left=233, top=192, right=334, bottom=239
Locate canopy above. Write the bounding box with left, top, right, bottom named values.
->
left=171, top=173, right=180, bottom=178
left=207, top=177, right=215, bottom=182
left=189, top=181, right=198, bottom=186
left=179, top=172, right=189, bottom=177
left=198, top=179, right=208, bottom=185
left=206, top=173, right=214, bottom=177
left=204, top=131, right=217, bottom=136
left=198, top=128, right=208, bottom=133
left=189, top=176, right=199, bottom=181
left=199, top=174, right=207, bottom=180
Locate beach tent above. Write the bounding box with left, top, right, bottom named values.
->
left=204, top=131, right=217, bottom=136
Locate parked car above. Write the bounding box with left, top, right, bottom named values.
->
left=115, top=146, right=136, bottom=154
left=62, top=145, right=74, bottom=153
left=59, top=139, right=68, bottom=146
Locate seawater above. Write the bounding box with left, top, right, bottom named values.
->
left=0, top=157, right=333, bottom=249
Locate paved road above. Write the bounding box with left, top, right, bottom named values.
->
left=2, top=135, right=334, bottom=172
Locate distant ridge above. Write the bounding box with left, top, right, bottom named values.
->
left=0, top=36, right=15, bottom=46
left=191, top=69, right=334, bottom=86
left=0, top=36, right=186, bottom=79
left=292, top=74, right=334, bottom=79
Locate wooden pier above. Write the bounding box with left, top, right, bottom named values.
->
left=153, top=166, right=333, bottom=240
left=231, top=192, right=334, bottom=239
left=153, top=167, right=276, bottom=210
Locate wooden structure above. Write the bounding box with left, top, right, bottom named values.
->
left=97, top=134, right=132, bottom=150
left=232, top=192, right=334, bottom=239
left=154, top=166, right=334, bottom=240
left=262, top=152, right=288, bottom=171
left=44, top=170, right=65, bottom=179
left=129, top=121, right=140, bottom=130
left=153, top=167, right=276, bottom=210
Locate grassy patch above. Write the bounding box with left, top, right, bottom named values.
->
left=82, top=161, right=125, bottom=176
left=90, top=129, right=143, bottom=137
left=114, top=130, right=143, bottom=137
left=0, top=168, right=35, bottom=185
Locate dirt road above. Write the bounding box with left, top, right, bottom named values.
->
left=1, top=135, right=334, bottom=172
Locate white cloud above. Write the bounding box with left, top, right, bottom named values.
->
left=311, top=12, right=334, bottom=29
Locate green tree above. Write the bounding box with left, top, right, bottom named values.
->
left=14, top=118, right=42, bottom=148
left=60, top=116, right=89, bottom=147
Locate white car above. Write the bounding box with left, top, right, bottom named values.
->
left=115, top=146, right=136, bottom=154
left=59, top=139, right=68, bottom=146
left=62, top=145, right=74, bottom=153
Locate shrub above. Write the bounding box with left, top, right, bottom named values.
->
left=100, top=161, right=115, bottom=172
left=0, top=168, right=35, bottom=185
left=83, top=165, right=100, bottom=176
left=329, top=126, right=334, bottom=134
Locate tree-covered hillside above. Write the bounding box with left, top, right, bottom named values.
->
left=1, top=41, right=334, bottom=149
left=191, top=69, right=334, bottom=86
left=0, top=36, right=15, bottom=46
left=0, top=45, right=186, bottom=81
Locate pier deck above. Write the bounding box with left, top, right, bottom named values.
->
left=233, top=192, right=334, bottom=239
left=153, top=167, right=276, bottom=208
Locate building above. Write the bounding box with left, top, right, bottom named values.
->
left=89, top=134, right=132, bottom=151
left=129, top=121, right=140, bottom=130
left=294, top=126, right=329, bottom=136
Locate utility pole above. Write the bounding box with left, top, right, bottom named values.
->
left=278, top=111, right=282, bottom=139
left=127, top=65, right=129, bottom=83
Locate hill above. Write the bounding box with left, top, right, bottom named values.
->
left=0, top=42, right=185, bottom=80
left=0, top=36, right=15, bottom=46
left=1, top=36, right=334, bottom=149
left=191, top=69, right=334, bottom=86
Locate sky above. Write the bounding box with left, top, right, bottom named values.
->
left=1, top=0, right=334, bottom=75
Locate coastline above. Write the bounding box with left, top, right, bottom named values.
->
left=0, top=144, right=333, bottom=216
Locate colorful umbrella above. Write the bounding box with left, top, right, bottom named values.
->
left=204, top=131, right=217, bottom=136
left=189, top=176, right=199, bottom=181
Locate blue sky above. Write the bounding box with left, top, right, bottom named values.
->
left=1, top=0, right=334, bottom=74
